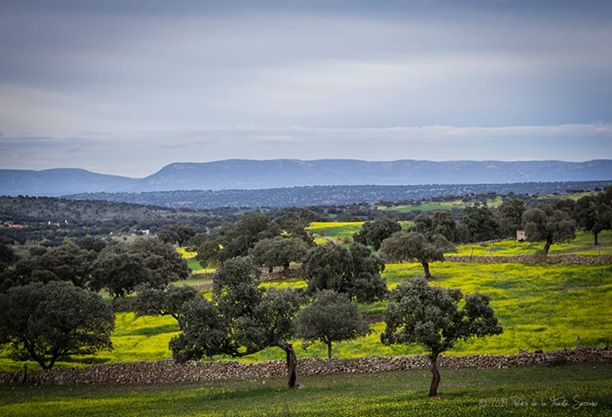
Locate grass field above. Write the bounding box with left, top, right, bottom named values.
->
left=1, top=364, right=610, bottom=417
left=453, top=231, right=612, bottom=257
left=2, top=261, right=609, bottom=371
left=306, top=221, right=412, bottom=245
left=377, top=197, right=504, bottom=213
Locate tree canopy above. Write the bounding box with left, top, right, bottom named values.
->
left=302, top=243, right=387, bottom=302
left=382, top=278, right=502, bottom=397
left=170, top=257, right=302, bottom=389
left=0, top=281, right=114, bottom=370
left=250, top=236, right=309, bottom=275
left=353, top=217, right=402, bottom=250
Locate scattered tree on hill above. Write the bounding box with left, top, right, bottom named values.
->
left=382, top=278, right=502, bottom=397
left=250, top=236, right=309, bottom=275
left=460, top=206, right=499, bottom=242
left=302, top=243, right=387, bottom=302
left=296, top=290, right=369, bottom=359
left=35, top=241, right=95, bottom=287
left=133, top=285, right=198, bottom=329
left=170, top=257, right=302, bottom=389
left=196, top=235, right=226, bottom=267
left=574, top=194, right=611, bottom=245
left=522, top=206, right=576, bottom=255
left=380, top=231, right=453, bottom=279
left=0, top=281, right=114, bottom=370
left=353, top=217, right=402, bottom=250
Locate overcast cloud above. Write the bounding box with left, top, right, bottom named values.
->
left=1, top=0, right=611, bottom=176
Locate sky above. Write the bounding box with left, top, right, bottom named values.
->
left=1, top=0, right=611, bottom=177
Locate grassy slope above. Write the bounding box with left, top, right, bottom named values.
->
left=1, top=364, right=610, bottom=417
left=3, top=262, right=609, bottom=371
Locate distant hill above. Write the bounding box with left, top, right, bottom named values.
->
left=66, top=181, right=611, bottom=209
left=1, top=159, right=611, bottom=196
left=0, top=168, right=135, bottom=196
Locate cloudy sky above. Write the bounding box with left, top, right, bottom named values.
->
left=1, top=0, right=611, bottom=177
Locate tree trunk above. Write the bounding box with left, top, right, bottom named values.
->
left=421, top=261, right=432, bottom=279
left=278, top=341, right=298, bottom=389
left=327, top=342, right=332, bottom=360
left=283, top=263, right=290, bottom=277
left=428, top=355, right=441, bottom=398
left=268, top=265, right=274, bottom=274
left=543, top=240, right=552, bottom=256
left=594, top=231, right=599, bottom=246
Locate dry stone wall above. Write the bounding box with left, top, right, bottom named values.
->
left=445, top=255, right=612, bottom=264
left=1, top=349, right=609, bottom=386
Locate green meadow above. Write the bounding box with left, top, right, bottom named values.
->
left=2, top=261, right=609, bottom=372
left=1, top=364, right=610, bottom=417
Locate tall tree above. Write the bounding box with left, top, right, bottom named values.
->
left=296, top=290, right=369, bottom=359
left=522, top=206, right=576, bottom=255
left=353, top=217, right=402, bottom=250
left=170, top=257, right=302, bottom=389
left=382, top=278, right=502, bottom=397
left=0, top=281, right=114, bottom=370
left=380, top=231, right=453, bottom=279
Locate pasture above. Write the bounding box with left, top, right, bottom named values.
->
left=2, top=261, right=609, bottom=371
left=1, top=364, right=610, bottom=417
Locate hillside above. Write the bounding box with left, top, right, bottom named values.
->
left=1, top=159, right=611, bottom=196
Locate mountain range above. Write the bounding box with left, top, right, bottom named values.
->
left=1, top=159, right=611, bottom=196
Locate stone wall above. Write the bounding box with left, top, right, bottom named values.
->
left=445, top=255, right=612, bottom=264
left=1, top=349, right=609, bottom=386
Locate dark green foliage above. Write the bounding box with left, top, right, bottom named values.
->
left=90, top=244, right=151, bottom=302
left=158, top=225, right=195, bottom=246
left=382, top=277, right=502, bottom=397
left=129, top=237, right=190, bottom=283
left=250, top=236, right=309, bottom=274
left=75, top=236, right=108, bottom=252
left=296, top=290, right=369, bottom=359
left=171, top=257, right=301, bottom=359
left=574, top=192, right=612, bottom=245
left=413, top=212, right=459, bottom=242
left=380, top=231, right=454, bottom=279
left=0, top=244, right=18, bottom=270
left=497, top=198, right=525, bottom=237
left=133, top=285, right=198, bottom=329
left=522, top=206, right=576, bottom=255
left=0, top=281, right=114, bottom=370
left=302, top=243, right=387, bottom=302
left=460, top=206, right=500, bottom=242
left=353, top=217, right=402, bottom=250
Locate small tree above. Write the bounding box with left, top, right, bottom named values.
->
left=133, top=285, right=198, bottom=329
left=522, top=206, right=576, bottom=255
left=296, top=290, right=369, bottom=359
left=497, top=198, right=526, bottom=238
left=354, top=218, right=402, bottom=250
left=251, top=236, right=309, bottom=275
left=380, top=231, right=453, bottom=279
left=382, top=278, right=502, bottom=397
left=0, top=281, right=114, bottom=370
